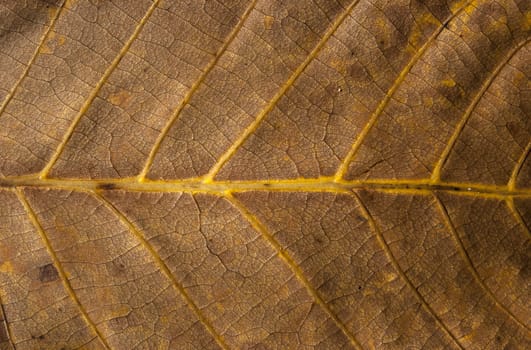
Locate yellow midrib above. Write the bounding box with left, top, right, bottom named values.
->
left=0, top=176, right=529, bottom=198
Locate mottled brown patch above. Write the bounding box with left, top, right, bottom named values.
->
left=97, top=182, right=117, bottom=191
left=38, top=263, right=59, bottom=283
left=108, top=90, right=132, bottom=108
left=263, top=15, right=274, bottom=30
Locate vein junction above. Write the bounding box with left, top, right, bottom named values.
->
left=0, top=176, right=529, bottom=198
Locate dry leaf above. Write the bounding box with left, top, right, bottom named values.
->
left=0, top=0, right=529, bottom=349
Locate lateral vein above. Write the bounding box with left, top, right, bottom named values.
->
left=334, top=2, right=471, bottom=181
left=0, top=1, right=66, bottom=119
left=353, top=192, right=464, bottom=350
left=96, top=193, right=230, bottom=350
left=508, top=141, right=531, bottom=191
left=138, top=0, right=258, bottom=181
left=203, top=0, right=361, bottom=182
left=434, top=194, right=530, bottom=330
left=40, top=0, right=161, bottom=178
left=226, top=193, right=363, bottom=350
left=506, top=198, right=531, bottom=238
left=431, top=40, right=529, bottom=182
left=15, top=189, right=112, bottom=350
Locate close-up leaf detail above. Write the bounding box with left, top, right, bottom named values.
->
left=0, top=0, right=529, bottom=349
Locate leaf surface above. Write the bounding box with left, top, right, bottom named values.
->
left=0, top=0, right=529, bottom=349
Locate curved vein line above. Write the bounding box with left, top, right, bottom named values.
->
left=334, top=2, right=471, bottom=181
left=95, top=193, right=229, bottom=350
left=506, top=198, right=531, bottom=238
left=203, top=0, right=361, bottom=182
left=138, top=0, right=258, bottom=181
left=0, top=1, right=65, bottom=119
left=352, top=192, right=464, bottom=349
left=507, top=142, right=531, bottom=238
left=39, top=0, right=161, bottom=179
left=226, top=193, right=363, bottom=350
left=433, top=194, right=530, bottom=331
left=15, top=189, right=111, bottom=350
left=431, top=40, right=530, bottom=182
left=0, top=294, right=15, bottom=350
left=508, top=141, right=530, bottom=191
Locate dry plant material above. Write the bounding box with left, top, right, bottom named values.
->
left=0, top=0, right=529, bottom=349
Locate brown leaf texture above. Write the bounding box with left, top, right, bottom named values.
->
left=0, top=0, right=529, bottom=349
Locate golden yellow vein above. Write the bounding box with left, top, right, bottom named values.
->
left=352, top=192, right=465, bottom=350
left=39, top=0, right=161, bottom=179
left=202, top=0, right=361, bottom=182
left=15, top=189, right=112, bottom=350
left=433, top=194, right=531, bottom=331
left=506, top=198, right=531, bottom=238
left=431, top=39, right=530, bottom=182
left=95, top=193, right=230, bottom=350
left=226, top=193, right=363, bottom=350
left=334, top=2, right=471, bottom=181
left=1, top=176, right=530, bottom=198
left=138, top=0, right=258, bottom=181
left=508, top=141, right=531, bottom=191
left=0, top=294, right=15, bottom=350
left=0, top=1, right=65, bottom=119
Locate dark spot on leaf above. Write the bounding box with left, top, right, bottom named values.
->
left=97, top=182, right=117, bottom=190
left=39, top=263, right=59, bottom=283
left=358, top=285, right=362, bottom=290
left=110, top=261, right=126, bottom=276
left=348, top=62, right=370, bottom=82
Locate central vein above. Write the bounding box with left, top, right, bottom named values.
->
left=0, top=176, right=529, bottom=198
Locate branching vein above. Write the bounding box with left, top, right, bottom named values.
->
left=334, top=2, right=471, bottom=181
left=138, top=0, right=258, bottom=181
left=431, top=40, right=529, bottom=182
left=15, top=189, right=111, bottom=350
left=39, top=0, right=161, bottom=178
left=506, top=141, right=531, bottom=237
left=95, top=193, right=229, bottom=350
left=506, top=198, right=530, bottom=238
left=434, top=194, right=530, bottom=331
left=352, top=192, right=464, bottom=349
left=226, top=193, right=363, bottom=350
left=0, top=1, right=66, bottom=119
left=508, top=141, right=530, bottom=191
left=203, top=0, right=361, bottom=182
